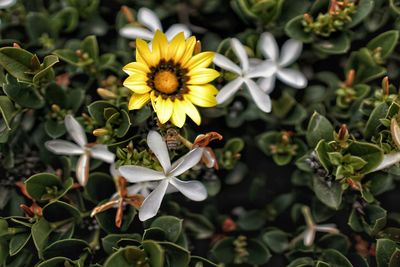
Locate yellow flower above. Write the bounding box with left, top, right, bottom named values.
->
left=122, top=30, right=219, bottom=128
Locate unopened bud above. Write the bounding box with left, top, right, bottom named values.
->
left=93, top=128, right=109, bottom=136
left=51, top=104, right=61, bottom=113
left=13, top=43, right=21, bottom=48
left=345, top=69, right=355, bottom=87
left=382, top=76, right=389, bottom=96
left=338, top=124, right=348, bottom=140
left=303, top=13, right=313, bottom=24
left=97, top=88, right=117, bottom=99
left=121, top=5, right=135, bottom=23
left=194, top=41, right=202, bottom=55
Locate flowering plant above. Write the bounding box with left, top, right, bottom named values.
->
left=1, top=1, right=400, bottom=266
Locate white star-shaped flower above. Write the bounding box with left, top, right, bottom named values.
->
left=0, top=0, right=16, bottom=9
left=119, top=7, right=191, bottom=41
left=213, top=38, right=275, bottom=113
left=110, top=163, right=156, bottom=197
left=256, top=32, right=307, bottom=93
left=45, top=115, right=115, bottom=186
left=119, top=130, right=207, bottom=221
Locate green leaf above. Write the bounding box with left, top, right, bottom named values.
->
left=9, top=232, right=31, bottom=256
left=0, top=95, right=16, bottom=130
left=31, top=218, right=52, bottom=259
left=285, top=15, right=313, bottom=43
left=25, top=173, right=63, bottom=201
left=150, top=216, right=183, bottom=243
left=210, top=237, right=234, bottom=264
left=42, top=201, right=81, bottom=223
left=317, top=234, right=350, bottom=255
left=43, top=239, right=89, bottom=260
left=81, top=35, right=99, bottom=63
left=347, top=141, right=384, bottom=174
left=376, top=239, right=398, bottom=267
left=314, top=33, right=351, bottom=55
left=103, top=246, right=147, bottom=267
left=347, top=0, right=374, bottom=28
left=0, top=47, right=34, bottom=82
left=3, top=75, right=45, bottom=109
left=142, top=240, right=164, bottom=267
left=246, top=239, right=271, bottom=265
left=262, top=229, right=289, bottom=253
left=26, top=12, right=53, bottom=41
left=306, top=112, right=334, bottom=147
left=102, top=234, right=141, bottom=255
left=389, top=248, right=400, bottom=267
left=36, top=257, right=75, bottom=267
left=313, top=176, right=343, bottom=210
left=85, top=172, right=115, bottom=203
left=367, top=30, right=399, bottom=59
left=87, top=101, right=116, bottom=125
left=44, top=119, right=66, bottom=139
left=364, top=102, right=389, bottom=139
left=32, top=55, right=59, bottom=85
left=159, top=241, right=190, bottom=267
left=224, top=137, right=245, bottom=153
left=319, top=249, right=353, bottom=267
left=238, top=210, right=266, bottom=230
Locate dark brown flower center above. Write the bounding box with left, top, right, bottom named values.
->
left=147, top=59, right=189, bottom=99
left=154, top=70, right=179, bottom=94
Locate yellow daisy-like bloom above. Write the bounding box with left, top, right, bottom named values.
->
left=122, top=30, right=220, bottom=128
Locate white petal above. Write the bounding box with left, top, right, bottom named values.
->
left=168, top=148, right=204, bottom=177
left=165, top=24, right=191, bottom=40
left=166, top=184, right=179, bottom=194
left=249, top=58, right=263, bottom=67
left=147, top=130, right=171, bottom=172
left=303, top=229, right=315, bottom=246
left=119, top=166, right=166, bottom=183
left=231, top=38, right=249, bottom=72
left=279, top=39, right=302, bottom=67
left=137, top=7, right=162, bottom=32
left=246, top=60, right=277, bottom=78
left=203, top=149, right=216, bottom=168
left=276, top=68, right=307, bottom=88
left=373, top=152, right=400, bottom=172
left=76, top=153, right=90, bottom=186
left=90, top=144, right=115, bottom=163
left=139, top=179, right=169, bottom=221
left=126, top=184, right=144, bottom=195
left=244, top=78, right=272, bottom=113
left=64, top=115, right=87, bottom=147
left=259, top=32, right=279, bottom=61
left=170, top=177, right=207, bottom=201
left=45, top=140, right=84, bottom=155
left=315, top=224, right=339, bottom=233
left=109, top=163, right=120, bottom=177
left=119, top=26, right=154, bottom=40
left=213, top=54, right=242, bottom=75
left=258, top=75, right=276, bottom=94
left=0, top=0, right=16, bottom=8
left=216, top=78, right=243, bottom=104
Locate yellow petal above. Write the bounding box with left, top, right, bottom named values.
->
left=122, top=62, right=150, bottom=75
left=189, top=83, right=218, bottom=95
left=123, top=78, right=151, bottom=94
left=182, top=97, right=201, bottom=125
left=168, top=32, right=186, bottom=62
left=170, top=100, right=186, bottom=128
left=183, top=51, right=214, bottom=70
left=152, top=30, right=168, bottom=61
left=128, top=94, right=150, bottom=110
left=136, top=38, right=157, bottom=67
left=180, top=36, right=196, bottom=66
left=187, top=68, right=220, bottom=84
left=155, top=97, right=173, bottom=124
left=187, top=85, right=218, bottom=107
